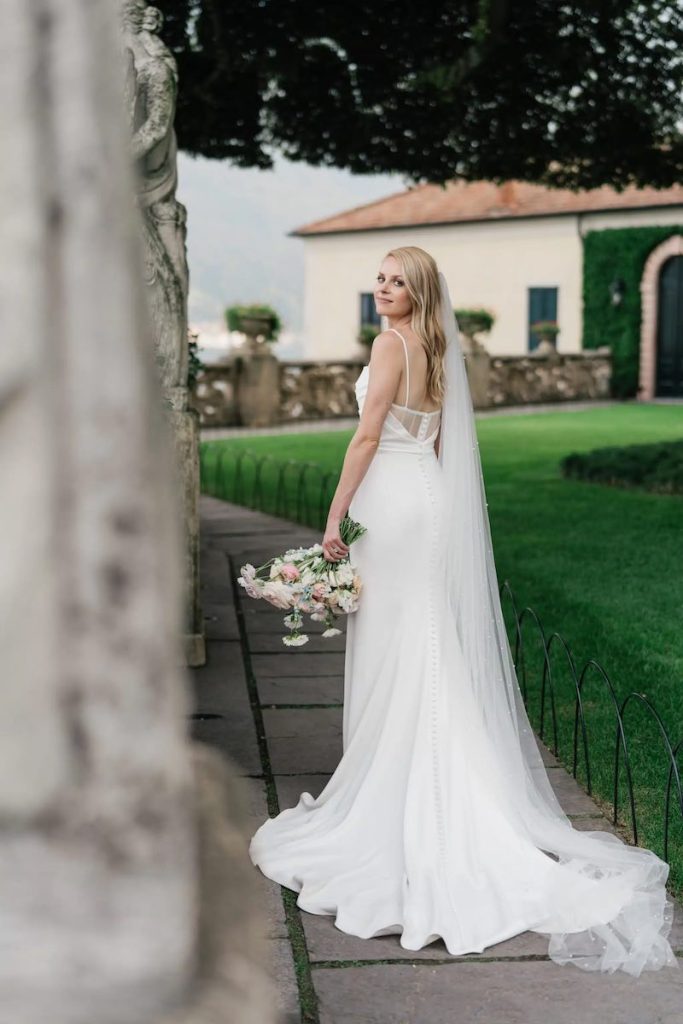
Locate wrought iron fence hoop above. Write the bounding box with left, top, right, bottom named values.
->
left=297, top=461, right=325, bottom=526
left=618, top=692, right=683, bottom=860
left=516, top=606, right=558, bottom=750
left=576, top=659, right=637, bottom=840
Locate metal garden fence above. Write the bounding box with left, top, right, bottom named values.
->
left=201, top=442, right=683, bottom=870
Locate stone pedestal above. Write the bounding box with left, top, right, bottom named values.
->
left=464, top=347, right=492, bottom=409
left=235, top=348, right=281, bottom=427
left=167, top=396, right=205, bottom=667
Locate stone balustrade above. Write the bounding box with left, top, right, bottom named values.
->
left=488, top=347, right=613, bottom=407
left=191, top=362, right=240, bottom=426
left=190, top=347, right=612, bottom=428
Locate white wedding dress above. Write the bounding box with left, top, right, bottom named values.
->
left=249, top=327, right=678, bottom=975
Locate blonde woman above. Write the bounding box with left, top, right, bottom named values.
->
left=250, top=246, right=677, bottom=977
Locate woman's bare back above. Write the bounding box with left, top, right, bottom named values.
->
left=385, top=326, right=441, bottom=413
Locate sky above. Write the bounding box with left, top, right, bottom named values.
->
left=176, top=151, right=406, bottom=355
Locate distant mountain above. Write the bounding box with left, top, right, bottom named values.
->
left=176, top=151, right=404, bottom=353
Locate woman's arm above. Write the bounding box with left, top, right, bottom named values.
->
left=321, top=332, right=403, bottom=561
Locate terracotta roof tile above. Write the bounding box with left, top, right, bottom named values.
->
left=291, top=179, right=683, bottom=236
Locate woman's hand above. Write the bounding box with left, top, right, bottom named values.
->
left=322, top=519, right=350, bottom=562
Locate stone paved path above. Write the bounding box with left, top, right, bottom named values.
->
left=191, top=494, right=683, bottom=1024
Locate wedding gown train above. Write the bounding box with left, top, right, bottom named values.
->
left=249, top=331, right=678, bottom=976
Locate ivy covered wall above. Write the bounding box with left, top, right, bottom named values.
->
left=583, top=225, right=683, bottom=397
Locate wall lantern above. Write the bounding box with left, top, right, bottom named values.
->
left=609, top=276, right=626, bottom=307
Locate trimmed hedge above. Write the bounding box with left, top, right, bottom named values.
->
left=582, top=225, right=683, bottom=398
left=561, top=439, right=683, bottom=495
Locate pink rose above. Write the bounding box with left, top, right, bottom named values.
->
left=280, top=563, right=300, bottom=582
left=312, top=582, right=327, bottom=600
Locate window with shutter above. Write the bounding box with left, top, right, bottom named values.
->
left=528, top=287, right=558, bottom=351
left=360, top=292, right=381, bottom=328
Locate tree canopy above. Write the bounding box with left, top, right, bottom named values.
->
left=158, top=0, right=682, bottom=189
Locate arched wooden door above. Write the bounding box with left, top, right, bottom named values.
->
left=656, top=255, right=683, bottom=397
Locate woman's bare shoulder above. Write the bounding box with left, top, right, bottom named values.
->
left=368, top=330, right=406, bottom=360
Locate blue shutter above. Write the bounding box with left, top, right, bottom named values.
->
left=360, top=292, right=381, bottom=328
left=528, top=287, right=558, bottom=350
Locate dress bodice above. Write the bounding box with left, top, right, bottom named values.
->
left=354, top=365, right=441, bottom=455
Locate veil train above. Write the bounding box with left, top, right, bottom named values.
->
left=398, top=270, right=678, bottom=976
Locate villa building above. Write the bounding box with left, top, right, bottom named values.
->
left=291, top=180, right=683, bottom=397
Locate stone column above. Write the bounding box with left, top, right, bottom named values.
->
left=122, top=1, right=205, bottom=666
left=0, top=2, right=271, bottom=1021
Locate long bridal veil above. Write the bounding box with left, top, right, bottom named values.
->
left=432, top=270, right=677, bottom=976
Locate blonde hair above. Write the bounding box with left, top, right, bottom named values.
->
left=382, top=246, right=446, bottom=405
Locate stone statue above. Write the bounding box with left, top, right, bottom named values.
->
left=121, top=0, right=189, bottom=401
left=121, top=0, right=205, bottom=665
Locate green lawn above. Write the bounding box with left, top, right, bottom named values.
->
left=202, top=404, right=683, bottom=891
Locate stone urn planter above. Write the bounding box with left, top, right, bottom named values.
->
left=530, top=320, right=560, bottom=354
left=234, top=313, right=280, bottom=426
left=239, top=313, right=276, bottom=356
left=357, top=322, right=379, bottom=363
left=454, top=309, right=494, bottom=408
left=455, top=309, right=494, bottom=353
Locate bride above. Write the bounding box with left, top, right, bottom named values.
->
left=249, top=245, right=678, bottom=976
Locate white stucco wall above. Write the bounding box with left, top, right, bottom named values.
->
left=298, top=206, right=683, bottom=359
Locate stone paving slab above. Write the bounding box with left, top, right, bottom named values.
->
left=230, top=539, right=323, bottom=564
left=199, top=547, right=234, bottom=589
left=202, top=601, right=241, bottom=642
left=304, top=909, right=551, bottom=964
left=189, top=713, right=261, bottom=776
left=190, top=641, right=261, bottom=775
left=543, top=766, right=602, bottom=815
left=253, top=652, right=347, bottom=678
left=538, top=742, right=560, bottom=768
left=243, top=778, right=289, bottom=942
left=570, top=815, right=617, bottom=833
left=244, top=612, right=348, bottom=637
left=241, top=778, right=300, bottom=1024
left=249, top=631, right=347, bottom=654
left=312, top=961, right=683, bottom=1024
left=264, top=708, right=343, bottom=774
left=275, top=774, right=331, bottom=812
left=201, top=496, right=304, bottom=533
left=241, top=608, right=348, bottom=640
left=258, top=674, right=344, bottom=707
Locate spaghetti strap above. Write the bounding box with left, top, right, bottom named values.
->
left=387, top=327, right=410, bottom=407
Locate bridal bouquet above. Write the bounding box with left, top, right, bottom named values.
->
left=237, top=514, right=367, bottom=647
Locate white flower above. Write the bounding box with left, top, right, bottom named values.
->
left=334, top=562, right=354, bottom=586
left=270, top=561, right=283, bottom=579
left=283, top=633, right=308, bottom=647
left=262, top=580, right=294, bottom=610
left=322, top=628, right=342, bottom=638
left=337, top=590, right=359, bottom=613
left=237, top=576, right=262, bottom=600
left=284, top=612, right=302, bottom=628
